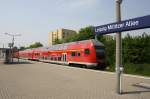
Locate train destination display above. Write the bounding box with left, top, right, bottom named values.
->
left=95, top=15, right=150, bottom=35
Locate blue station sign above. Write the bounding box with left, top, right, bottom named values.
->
left=95, top=15, right=150, bottom=35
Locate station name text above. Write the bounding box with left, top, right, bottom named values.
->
left=95, top=20, right=139, bottom=33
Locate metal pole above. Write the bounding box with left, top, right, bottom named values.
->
left=115, top=0, right=122, bottom=94
left=12, top=35, right=15, bottom=62
left=12, top=35, right=14, bottom=47
left=4, top=33, right=21, bottom=63
left=3, top=44, right=4, bottom=58
left=95, top=34, right=98, bottom=41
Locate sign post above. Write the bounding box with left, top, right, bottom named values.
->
left=116, top=0, right=122, bottom=94
left=94, top=14, right=150, bottom=94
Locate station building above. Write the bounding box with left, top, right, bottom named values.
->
left=0, top=48, right=5, bottom=58
left=48, top=28, right=77, bottom=45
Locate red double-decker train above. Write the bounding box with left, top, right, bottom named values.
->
left=15, top=39, right=106, bottom=69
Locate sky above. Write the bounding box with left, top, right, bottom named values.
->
left=0, top=0, right=150, bottom=48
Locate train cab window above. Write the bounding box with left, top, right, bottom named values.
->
left=95, top=46, right=105, bottom=59
left=85, top=49, right=90, bottom=55
left=71, top=52, right=76, bottom=56
left=77, top=52, right=81, bottom=56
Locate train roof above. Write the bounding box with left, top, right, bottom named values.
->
left=20, top=39, right=104, bottom=52
left=91, top=39, right=104, bottom=47
left=46, top=39, right=104, bottom=51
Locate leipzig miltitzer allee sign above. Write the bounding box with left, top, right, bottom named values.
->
left=95, top=15, right=150, bottom=35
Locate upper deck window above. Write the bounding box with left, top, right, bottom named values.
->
left=71, top=52, right=76, bottom=56
left=77, top=52, right=81, bottom=56
left=35, top=53, right=39, bottom=56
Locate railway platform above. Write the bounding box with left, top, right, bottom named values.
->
left=0, top=59, right=150, bottom=99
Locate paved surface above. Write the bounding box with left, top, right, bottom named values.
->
left=0, top=59, right=150, bottom=99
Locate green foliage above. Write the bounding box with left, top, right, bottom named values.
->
left=19, top=42, right=43, bottom=50
left=53, top=38, right=63, bottom=45
left=122, top=33, right=150, bottom=64
left=124, top=63, right=150, bottom=77
left=29, top=42, right=43, bottom=48
left=19, top=46, right=26, bottom=50
left=62, top=33, right=78, bottom=43
left=77, top=26, right=95, bottom=40
left=105, top=33, right=150, bottom=76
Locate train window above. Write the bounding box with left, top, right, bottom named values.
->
left=85, top=49, right=90, bottom=55
left=71, top=52, right=76, bottom=56
left=77, top=52, right=81, bottom=56
left=45, top=57, right=47, bottom=60
left=35, top=53, right=39, bottom=56
left=58, top=57, right=61, bottom=61
left=54, top=57, right=57, bottom=61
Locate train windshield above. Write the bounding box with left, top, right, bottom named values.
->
left=95, top=46, right=105, bottom=59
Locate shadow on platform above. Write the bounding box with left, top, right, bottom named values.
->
left=122, top=90, right=150, bottom=95
left=122, top=84, right=150, bottom=95
left=3, top=61, right=34, bottom=65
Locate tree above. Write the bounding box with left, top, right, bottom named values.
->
left=77, top=26, right=95, bottom=41
left=19, top=46, right=26, bottom=50
left=12, top=46, right=18, bottom=52
left=63, top=33, right=78, bottom=43
left=53, top=38, right=63, bottom=45
left=122, top=33, right=150, bottom=64
left=29, top=42, right=43, bottom=48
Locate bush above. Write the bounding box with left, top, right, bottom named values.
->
left=124, top=63, right=150, bottom=77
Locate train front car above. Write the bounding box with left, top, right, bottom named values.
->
left=67, top=39, right=106, bottom=69
left=92, top=40, right=106, bottom=69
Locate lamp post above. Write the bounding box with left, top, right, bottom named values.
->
left=4, top=33, right=21, bottom=62
left=115, top=0, right=123, bottom=94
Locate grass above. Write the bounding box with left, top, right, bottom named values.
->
left=107, top=63, right=150, bottom=77
left=124, top=63, right=150, bottom=77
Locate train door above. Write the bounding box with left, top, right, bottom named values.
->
left=62, top=53, right=67, bottom=62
